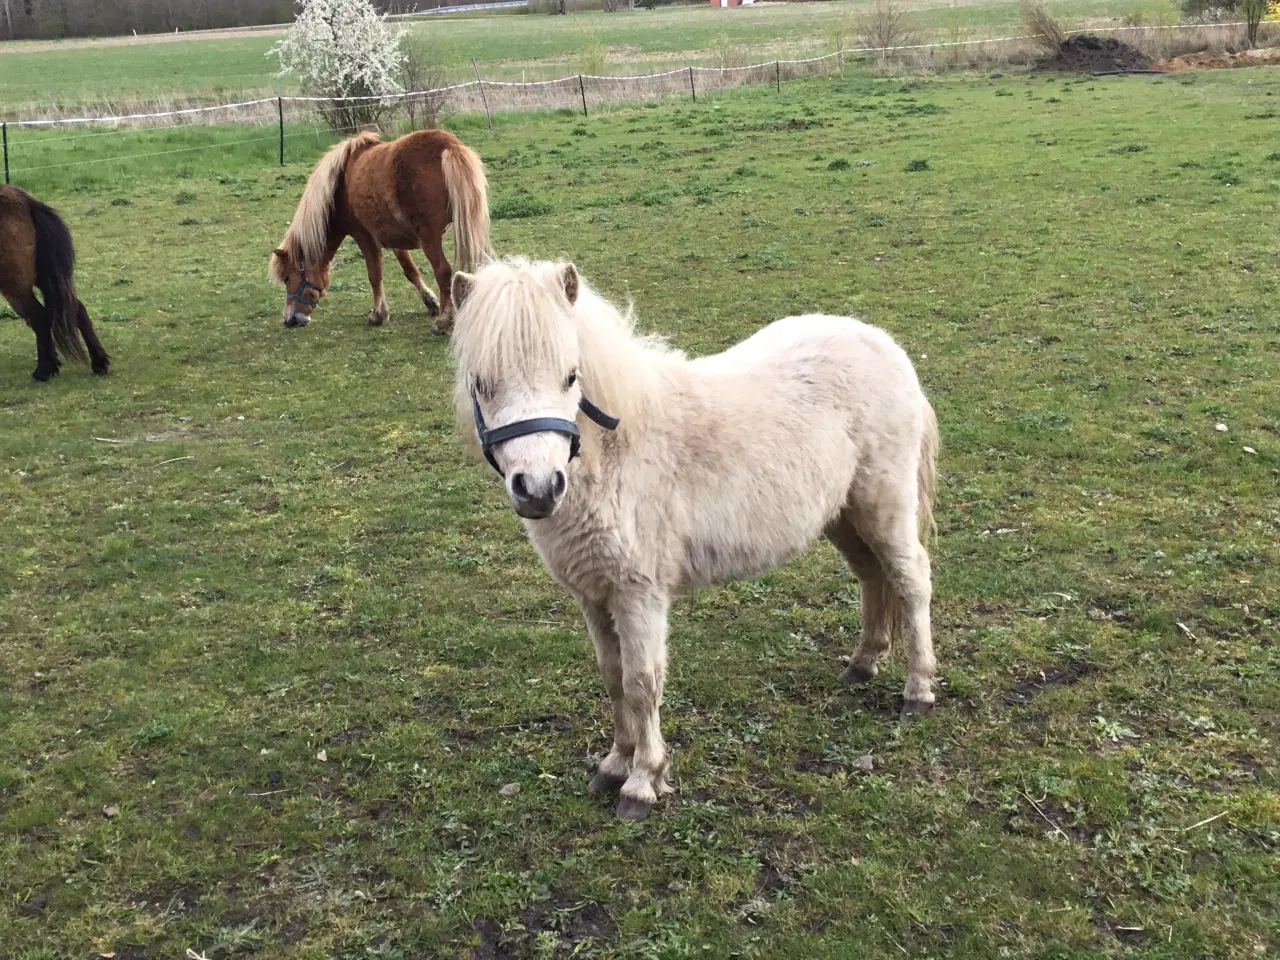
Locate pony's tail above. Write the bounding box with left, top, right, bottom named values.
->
left=30, top=198, right=87, bottom=364
left=441, top=143, right=492, bottom=272
left=917, top=399, right=939, bottom=546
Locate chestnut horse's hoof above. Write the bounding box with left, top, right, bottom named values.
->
left=841, top=663, right=877, bottom=685
left=421, top=292, right=440, bottom=317
left=367, top=310, right=388, bottom=327
left=616, top=796, right=653, bottom=820
left=589, top=769, right=625, bottom=795
left=430, top=322, right=452, bottom=336
left=900, top=698, right=935, bottom=721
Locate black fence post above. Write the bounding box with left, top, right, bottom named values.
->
left=2, top=123, right=9, bottom=185
left=472, top=58, right=493, bottom=130
left=578, top=74, right=588, bottom=117
left=775, top=60, right=781, bottom=93
left=689, top=66, right=696, bottom=103
left=277, top=97, right=284, bottom=167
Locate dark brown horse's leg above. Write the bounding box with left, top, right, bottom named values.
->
left=352, top=232, right=389, bottom=326
left=421, top=229, right=454, bottom=336
left=11, top=290, right=59, bottom=381
left=76, top=301, right=110, bottom=375
left=392, top=249, right=439, bottom=317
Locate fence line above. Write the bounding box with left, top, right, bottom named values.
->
left=0, top=18, right=1261, bottom=182
left=2, top=19, right=1256, bottom=129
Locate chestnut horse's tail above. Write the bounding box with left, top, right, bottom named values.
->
left=441, top=142, right=491, bottom=272
left=29, top=197, right=87, bottom=364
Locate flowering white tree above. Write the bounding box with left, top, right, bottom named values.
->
left=271, top=0, right=407, bottom=131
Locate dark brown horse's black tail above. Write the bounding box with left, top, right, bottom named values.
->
left=30, top=197, right=87, bottom=364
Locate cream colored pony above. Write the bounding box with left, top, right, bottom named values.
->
left=450, top=258, right=939, bottom=820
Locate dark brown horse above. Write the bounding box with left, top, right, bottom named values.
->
left=0, top=186, right=110, bottom=381
left=270, top=128, right=491, bottom=335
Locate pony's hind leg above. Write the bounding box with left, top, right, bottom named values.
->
left=420, top=229, right=454, bottom=336
left=580, top=601, right=633, bottom=795
left=76, top=301, right=110, bottom=375
left=12, top=290, right=59, bottom=381
left=353, top=233, right=389, bottom=326
left=826, top=515, right=894, bottom=684
left=392, top=249, right=439, bottom=317
left=609, top=591, right=672, bottom=820
left=847, top=492, right=936, bottom=720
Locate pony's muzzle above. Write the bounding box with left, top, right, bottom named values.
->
left=509, top=469, right=567, bottom=520
left=283, top=312, right=310, bottom=328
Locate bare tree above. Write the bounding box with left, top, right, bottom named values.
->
left=399, top=34, right=450, bottom=129
left=857, top=0, right=919, bottom=68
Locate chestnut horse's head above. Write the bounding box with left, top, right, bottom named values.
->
left=270, top=247, right=330, bottom=328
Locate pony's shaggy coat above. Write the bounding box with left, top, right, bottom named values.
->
left=270, top=129, right=491, bottom=332
left=451, top=258, right=939, bottom=820
left=0, top=185, right=110, bottom=381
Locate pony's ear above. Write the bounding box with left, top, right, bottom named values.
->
left=273, top=248, right=289, bottom=260
left=560, top=263, right=579, bottom=306
left=452, top=271, right=475, bottom=310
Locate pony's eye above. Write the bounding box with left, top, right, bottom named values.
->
left=565, top=371, right=578, bottom=390
left=474, top=378, right=489, bottom=400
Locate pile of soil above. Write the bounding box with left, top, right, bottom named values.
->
left=1039, top=34, right=1153, bottom=72
left=1154, top=46, right=1280, bottom=71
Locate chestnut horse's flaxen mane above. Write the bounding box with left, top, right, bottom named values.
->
left=270, top=131, right=382, bottom=279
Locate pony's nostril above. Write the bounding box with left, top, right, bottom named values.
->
left=552, top=470, right=567, bottom=500
left=511, top=473, right=531, bottom=502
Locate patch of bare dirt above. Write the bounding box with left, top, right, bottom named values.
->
left=1153, top=46, right=1280, bottom=71
left=1039, top=34, right=1152, bottom=72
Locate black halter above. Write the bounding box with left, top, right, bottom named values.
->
left=287, top=264, right=322, bottom=307
left=472, top=391, right=620, bottom=477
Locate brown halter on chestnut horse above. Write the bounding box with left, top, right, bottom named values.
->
left=0, top=185, right=110, bottom=382
left=270, top=128, right=491, bottom=335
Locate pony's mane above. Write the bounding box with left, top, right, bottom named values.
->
left=270, top=131, right=381, bottom=280
left=452, top=257, right=682, bottom=448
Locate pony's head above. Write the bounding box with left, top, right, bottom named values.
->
left=269, top=244, right=331, bottom=327
left=451, top=258, right=591, bottom=520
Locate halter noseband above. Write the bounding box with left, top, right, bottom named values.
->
left=472, top=391, right=619, bottom=477
left=287, top=263, right=322, bottom=308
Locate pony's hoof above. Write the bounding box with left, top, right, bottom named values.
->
left=841, top=663, right=877, bottom=685
left=616, top=796, right=653, bottom=821
left=589, top=769, right=626, bottom=795
left=368, top=312, right=388, bottom=327
left=900, top=699, right=935, bottom=721
left=430, top=322, right=453, bottom=336
left=92, top=359, right=110, bottom=376
left=32, top=366, right=59, bottom=382
left=421, top=294, right=440, bottom=317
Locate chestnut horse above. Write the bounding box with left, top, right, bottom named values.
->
left=270, top=129, right=491, bottom=334
left=0, top=186, right=110, bottom=381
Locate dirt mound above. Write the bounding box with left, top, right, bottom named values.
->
left=1153, top=46, right=1280, bottom=71
left=1039, top=34, right=1152, bottom=72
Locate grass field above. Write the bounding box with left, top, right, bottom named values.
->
left=0, top=0, right=1163, bottom=109
left=3, top=65, right=1280, bottom=959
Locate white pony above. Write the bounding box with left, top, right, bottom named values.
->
left=450, top=258, right=939, bottom=820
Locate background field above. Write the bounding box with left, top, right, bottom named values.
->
left=0, top=0, right=1165, bottom=108
left=2, top=64, right=1280, bottom=958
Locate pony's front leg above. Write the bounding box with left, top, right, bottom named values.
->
left=353, top=234, right=389, bottom=326
left=580, top=602, right=633, bottom=794
left=610, top=590, right=672, bottom=820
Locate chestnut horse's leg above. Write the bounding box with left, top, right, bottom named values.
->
left=420, top=228, right=454, bottom=336
left=352, top=231, right=389, bottom=326
left=392, top=249, right=439, bottom=317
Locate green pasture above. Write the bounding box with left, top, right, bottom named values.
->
left=2, top=67, right=1279, bottom=958
left=0, top=0, right=1161, bottom=109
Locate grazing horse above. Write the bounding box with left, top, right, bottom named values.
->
left=269, top=129, right=491, bottom=334
left=0, top=185, right=110, bottom=381
left=450, top=257, right=940, bottom=820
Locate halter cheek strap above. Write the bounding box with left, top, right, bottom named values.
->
left=287, top=264, right=322, bottom=307
left=472, top=392, right=620, bottom=478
